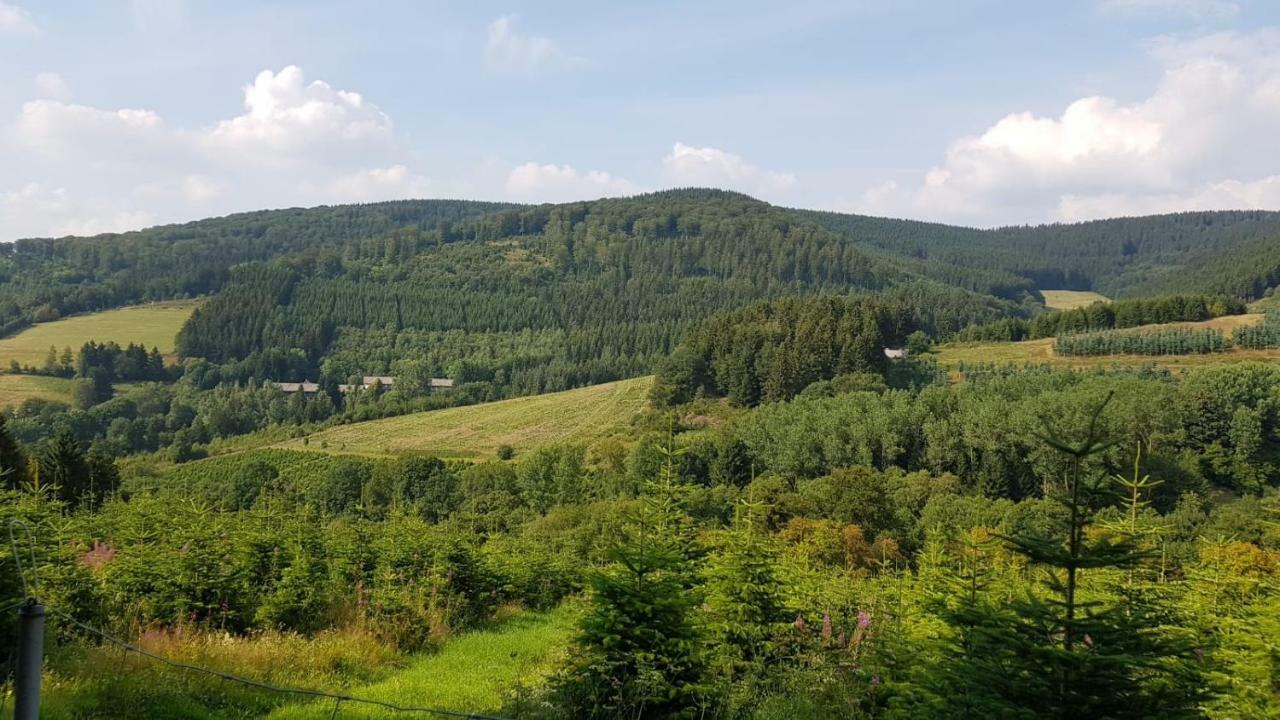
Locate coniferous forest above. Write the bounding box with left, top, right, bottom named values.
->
left=1, top=191, right=1279, bottom=719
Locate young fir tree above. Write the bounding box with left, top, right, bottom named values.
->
left=551, top=440, right=708, bottom=718
left=935, top=396, right=1206, bottom=718
left=703, top=499, right=788, bottom=683
left=0, top=415, right=28, bottom=490
left=40, top=425, right=91, bottom=509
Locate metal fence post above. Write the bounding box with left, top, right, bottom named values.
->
left=13, top=599, right=44, bottom=720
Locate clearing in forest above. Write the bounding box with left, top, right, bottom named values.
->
left=936, top=313, right=1280, bottom=371
left=0, top=374, right=73, bottom=409
left=280, top=376, right=653, bottom=459
left=0, top=299, right=201, bottom=368
left=268, top=606, right=576, bottom=719
left=1040, top=289, right=1111, bottom=310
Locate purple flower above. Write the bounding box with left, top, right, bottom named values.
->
left=857, top=610, right=871, bottom=629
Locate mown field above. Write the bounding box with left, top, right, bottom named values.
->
left=270, top=606, right=576, bottom=719
left=0, top=373, right=73, bottom=409
left=936, top=313, right=1280, bottom=371
left=279, top=376, right=653, bottom=459
left=1040, top=289, right=1110, bottom=310
left=0, top=299, right=201, bottom=368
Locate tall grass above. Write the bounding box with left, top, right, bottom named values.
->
left=269, top=605, right=577, bottom=719
left=38, top=625, right=399, bottom=719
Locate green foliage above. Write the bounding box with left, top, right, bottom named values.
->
left=552, top=444, right=709, bottom=718
left=930, top=397, right=1206, bottom=718
left=1055, top=326, right=1229, bottom=356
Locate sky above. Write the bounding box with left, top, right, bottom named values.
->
left=3, top=0, right=1280, bottom=240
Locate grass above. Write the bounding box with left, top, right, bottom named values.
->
left=1040, top=289, right=1110, bottom=310
left=40, top=625, right=401, bottom=720
left=0, top=299, right=201, bottom=368
left=269, top=605, right=577, bottom=719
left=936, top=313, right=1280, bottom=372
left=0, top=373, right=73, bottom=409
left=279, top=376, right=653, bottom=459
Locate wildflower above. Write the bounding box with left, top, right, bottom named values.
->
left=857, top=609, right=871, bottom=629
left=794, top=613, right=806, bottom=631
left=822, top=613, right=832, bottom=641
left=80, top=540, right=117, bottom=572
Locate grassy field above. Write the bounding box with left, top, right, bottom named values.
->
left=0, top=373, right=73, bottom=409
left=1040, top=289, right=1110, bottom=310
left=279, top=376, right=653, bottom=459
left=0, top=299, right=201, bottom=368
left=936, top=313, right=1280, bottom=372
left=270, top=606, right=577, bottom=719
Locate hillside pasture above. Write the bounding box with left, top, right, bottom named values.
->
left=280, top=376, right=653, bottom=459
left=0, top=373, right=73, bottom=409
left=936, top=313, right=1280, bottom=372
left=0, top=300, right=201, bottom=368
left=1040, top=289, right=1110, bottom=310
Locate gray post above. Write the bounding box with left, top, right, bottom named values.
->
left=13, top=600, right=44, bottom=720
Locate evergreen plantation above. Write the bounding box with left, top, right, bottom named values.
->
left=1, top=190, right=1279, bottom=718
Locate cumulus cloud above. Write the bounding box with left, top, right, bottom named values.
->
left=505, top=162, right=636, bottom=202
left=0, top=2, right=36, bottom=34
left=484, top=16, right=578, bottom=75
left=854, top=30, right=1280, bottom=225
left=1, top=65, right=430, bottom=239
left=33, top=72, right=70, bottom=100
left=661, top=143, right=796, bottom=199
left=1097, top=0, right=1239, bottom=21
left=205, top=66, right=396, bottom=167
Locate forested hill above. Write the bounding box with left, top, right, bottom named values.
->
left=0, top=199, right=516, bottom=336
left=174, top=189, right=1019, bottom=397
left=801, top=208, right=1280, bottom=298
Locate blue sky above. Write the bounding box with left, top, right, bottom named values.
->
left=3, top=0, right=1280, bottom=239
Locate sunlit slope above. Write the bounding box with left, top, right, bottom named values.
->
left=0, top=300, right=201, bottom=368
left=280, top=376, right=653, bottom=459
left=1040, top=289, right=1110, bottom=310
left=936, top=313, right=1278, bottom=371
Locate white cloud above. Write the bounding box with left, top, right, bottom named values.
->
left=1097, top=0, right=1239, bottom=21
left=484, top=16, right=577, bottom=75
left=661, top=143, right=797, bottom=199
left=0, top=2, right=36, bottom=34
left=33, top=72, right=70, bottom=100
left=205, top=66, right=395, bottom=166
left=327, top=165, right=434, bottom=203
left=854, top=30, right=1280, bottom=225
left=0, top=183, right=153, bottom=239
left=1, top=66, right=427, bottom=239
left=506, top=162, right=636, bottom=202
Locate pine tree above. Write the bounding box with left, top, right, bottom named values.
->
left=551, top=440, right=708, bottom=718
left=926, top=394, right=1203, bottom=712
left=704, top=500, right=788, bottom=682
left=0, top=415, right=28, bottom=490
left=41, top=425, right=90, bottom=509
left=965, top=395, right=1208, bottom=718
